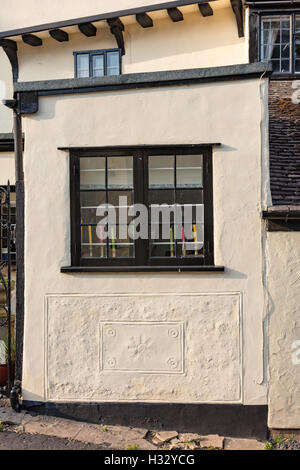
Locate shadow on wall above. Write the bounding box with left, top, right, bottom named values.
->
left=129, top=9, right=243, bottom=66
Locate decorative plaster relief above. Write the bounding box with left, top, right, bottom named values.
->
left=45, top=294, right=241, bottom=403
left=100, top=322, right=184, bottom=373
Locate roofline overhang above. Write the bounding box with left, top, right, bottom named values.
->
left=0, top=0, right=221, bottom=39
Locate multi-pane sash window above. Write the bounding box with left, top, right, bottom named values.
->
left=260, top=14, right=300, bottom=73
left=74, top=49, right=121, bottom=78
left=70, top=147, right=214, bottom=268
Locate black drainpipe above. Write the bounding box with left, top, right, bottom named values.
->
left=1, top=39, right=23, bottom=412
left=2, top=99, right=24, bottom=413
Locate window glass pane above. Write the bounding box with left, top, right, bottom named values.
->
left=149, top=156, right=174, bottom=188
left=295, top=59, right=300, bottom=72
left=92, top=55, right=104, bottom=77
left=150, top=239, right=176, bottom=258
left=108, top=220, right=134, bottom=258
left=81, top=225, right=107, bottom=259
left=272, top=60, right=280, bottom=72
left=148, top=155, right=204, bottom=259
left=281, top=43, right=290, bottom=59
left=80, top=191, right=106, bottom=224
left=180, top=222, right=204, bottom=257
left=77, top=151, right=209, bottom=264
left=108, top=190, right=134, bottom=225
left=107, top=156, right=133, bottom=188
left=107, top=51, right=120, bottom=76
left=149, top=189, right=174, bottom=206
left=176, top=155, right=203, bottom=187
left=295, top=17, right=300, bottom=62
left=281, top=59, right=290, bottom=73
left=261, top=16, right=291, bottom=72
left=80, top=157, right=105, bottom=189
left=77, top=54, right=89, bottom=78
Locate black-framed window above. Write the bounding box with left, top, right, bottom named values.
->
left=69, top=147, right=214, bottom=269
left=74, top=49, right=122, bottom=78
left=260, top=13, right=300, bottom=74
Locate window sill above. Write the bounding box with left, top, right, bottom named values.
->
left=61, top=266, right=225, bottom=273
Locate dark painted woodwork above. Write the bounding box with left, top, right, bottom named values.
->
left=73, top=48, right=122, bottom=78
left=230, top=0, right=244, bottom=38
left=59, top=144, right=221, bottom=152
left=267, top=219, right=300, bottom=231
left=78, top=22, right=97, bottom=37
left=17, top=92, right=39, bottom=115
left=0, top=138, right=14, bottom=152
left=249, top=11, right=259, bottom=63
left=107, top=18, right=125, bottom=55
left=167, top=7, right=184, bottom=22
left=198, top=3, right=214, bottom=17
left=22, top=34, right=42, bottom=47
left=68, top=146, right=215, bottom=269
left=61, top=266, right=224, bottom=273
left=136, top=13, right=153, bottom=28
left=0, top=1, right=220, bottom=39
left=22, top=402, right=269, bottom=440
left=0, top=39, right=18, bottom=82
left=49, top=29, right=69, bottom=42
left=15, top=181, right=24, bottom=382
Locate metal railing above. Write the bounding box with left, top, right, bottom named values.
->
left=0, top=182, right=13, bottom=397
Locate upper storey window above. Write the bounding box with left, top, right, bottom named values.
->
left=260, top=14, right=300, bottom=74
left=74, top=49, right=122, bottom=78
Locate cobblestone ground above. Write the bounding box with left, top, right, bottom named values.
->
left=0, top=400, right=279, bottom=451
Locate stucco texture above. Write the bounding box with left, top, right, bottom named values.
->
left=21, top=78, right=269, bottom=404
left=46, top=294, right=241, bottom=402
left=267, top=232, right=300, bottom=429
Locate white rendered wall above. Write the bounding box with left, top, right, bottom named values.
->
left=0, top=153, right=15, bottom=185
left=0, top=50, right=13, bottom=133
left=21, top=77, right=270, bottom=404
left=16, top=4, right=245, bottom=81
left=0, top=1, right=232, bottom=32
left=267, top=232, right=300, bottom=429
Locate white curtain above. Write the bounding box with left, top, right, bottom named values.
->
left=264, top=24, right=279, bottom=59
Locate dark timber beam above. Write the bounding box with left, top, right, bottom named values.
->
left=49, top=29, right=69, bottom=42
left=0, top=1, right=221, bottom=39
left=198, top=3, right=213, bottom=17
left=107, top=18, right=125, bottom=55
left=167, top=7, right=184, bottom=22
left=231, top=0, right=244, bottom=38
left=22, top=34, right=42, bottom=47
left=136, top=13, right=153, bottom=28
left=78, top=22, right=97, bottom=37
left=0, top=39, right=18, bottom=82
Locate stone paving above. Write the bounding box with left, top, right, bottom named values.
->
left=0, top=403, right=268, bottom=451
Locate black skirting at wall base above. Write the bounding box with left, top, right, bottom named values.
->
left=22, top=402, right=268, bottom=440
